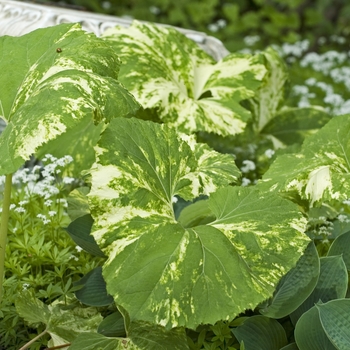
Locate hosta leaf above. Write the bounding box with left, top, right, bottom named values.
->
left=0, top=23, right=139, bottom=175
left=261, top=107, right=331, bottom=146
left=295, top=305, right=337, bottom=350
left=317, top=299, right=350, bottom=349
left=259, top=241, right=319, bottom=319
left=74, top=267, right=113, bottom=306
left=328, top=230, right=350, bottom=270
left=98, top=311, right=126, bottom=337
left=16, top=290, right=102, bottom=344
left=88, top=118, right=309, bottom=329
left=66, top=214, right=105, bottom=257
left=231, top=315, right=288, bottom=350
left=259, top=114, right=350, bottom=206
left=102, top=21, right=267, bottom=136
left=290, top=255, right=348, bottom=325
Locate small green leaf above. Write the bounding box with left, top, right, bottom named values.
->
left=67, top=186, right=91, bottom=221
left=16, top=290, right=102, bottom=344
left=295, top=305, right=336, bottom=350
left=16, top=289, right=51, bottom=325
left=98, top=311, right=126, bottom=337
left=261, top=107, right=331, bottom=146
left=103, top=21, right=267, bottom=136
left=69, top=333, right=131, bottom=350
left=328, top=230, right=350, bottom=270
left=259, top=241, right=319, bottom=318
left=317, top=299, right=350, bottom=350
left=0, top=23, right=139, bottom=175
left=75, top=267, right=113, bottom=307
left=290, top=255, right=348, bottom=325
left=65, top=214, right=105, bottom=257
left=231, top=315, right=287, bottom=350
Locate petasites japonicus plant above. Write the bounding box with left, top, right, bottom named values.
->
left=102, top=21, right=267, bottom=136
left=87, top=117, right=310, bottom=329
left=0, top=23, right=139, bottom=302
left=0, top=23, right=139, bottom=175
left=259, top=114, right=350, bottom=207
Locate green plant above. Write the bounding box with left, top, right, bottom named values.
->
left=1, top=19, right=350, bottom=349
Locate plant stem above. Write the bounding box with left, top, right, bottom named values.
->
left=19, top=328, right=48, bottom=350
left=0, top=173, right=12, bottom=303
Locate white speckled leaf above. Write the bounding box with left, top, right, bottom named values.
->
left=247, top=47, right=288, bottom=132
left=259, top=115, right=350, bottom=206
left=0, top=23, right=139, bottom=175
left=88, top=118, right=308, bottom=329
left=102, top=21, right=267, bottom=136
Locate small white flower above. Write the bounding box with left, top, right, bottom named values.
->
left=15, top=207, right=26, bottom=213
left=244, top=35, right=260, bottom=46
left=63, top=177, right=75, bottom=185
left=265, top=149, right=275, bottom=159
left=22, top=283, right=30, bottom=291
left=338, top=214, right=350, bottom=223
left=241, top=178, right=251, bottom=186
left=9, top=204, right=16, bottom=210
left=207, top=23, right=219, bottom=32
left=48, top=211, right=57, bottom=217
left=149, top=5, right=161, bottom=15
left=69, top=255, right=79, bottom=261
left=241, top=160, right=256, bottom=173
left=171, top=196, right=178, bottom=204
left=44, top=200, right=53, bottom=207
left=18, top=200, right=29, bottom=206
left=217, top=19, right=227, bottom=29
left=75, top=246, right=83, bottom=253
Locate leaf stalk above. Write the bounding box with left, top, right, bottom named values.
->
left=0, top=173, right=12, bottom=303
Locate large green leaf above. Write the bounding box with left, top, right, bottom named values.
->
left=231, top=315, right=288, bottom=350
left=259, top=241, right=319, bottom=319
left=259, top=114, right=350, bottom=206
left=0, top=23, right=139, bottom=175
left=16, top=290, right=102, bottom=345
left=102, top=21, right=267, bottom=136
left=88, top=117, right=309, bottom=329
left=317, top=299, right=350, bottom=349
left=290, top=255, right=348, bottom=325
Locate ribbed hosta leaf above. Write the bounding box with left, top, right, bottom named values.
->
left=259, top=114, right=350, bottom=206
left=0, top=23, right=139, bottom=175
left=88, top=117, right=309, bottom=329
left=102, top=21, right=267, bottom=136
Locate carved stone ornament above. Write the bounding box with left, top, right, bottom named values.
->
left=0, top=0, right=229, bottom=60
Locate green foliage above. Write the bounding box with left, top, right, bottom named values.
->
left=1, top=16, right=350, bottom=349
left=38, top=0, right=350, bottom=52
left=0, top=155, right=102, bottom=349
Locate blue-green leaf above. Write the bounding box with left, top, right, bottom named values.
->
left=295, top=305, right=336, bottom=350
left=259, top=241, right=319, bottom=319
left=328, top=230, right=350, bottom=270
left=231, top=315, right=287, bottom=350
left=317, top=299, right=350, bottom=350
left=102, top=21, right=267, bottom=136
left=290, top=255, right=348, bottom=325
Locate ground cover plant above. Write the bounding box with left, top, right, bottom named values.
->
left=0, top=19, right=350, bottom=350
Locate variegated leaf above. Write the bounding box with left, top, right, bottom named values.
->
left=88, top=117, right=309, bottom=329
left=102, top=21, right=267, bottom=136
left=259, top=114, right=350, bottom=206
left=0, top=23, right=139, bottom=175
